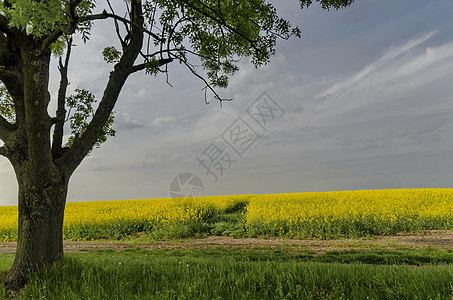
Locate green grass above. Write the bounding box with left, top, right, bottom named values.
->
left=1, top=248, right=453, bottom=299
left=246, top=216, right=453, bottom=239
left=57, top=202, right=248, bottom=242
left=120, top=247, right=453, bottom=266
left=132, top=204, right=248, bottom=240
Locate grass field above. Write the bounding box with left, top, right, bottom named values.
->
left=1, top=248, right=453, bottom=299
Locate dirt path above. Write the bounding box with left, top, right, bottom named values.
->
left=1, top=230, right=453, bottom=255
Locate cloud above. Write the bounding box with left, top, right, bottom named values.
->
left=228, top=54, right=286, bottom=99
left=392, top=42, right=453, bottom=83
left=304, top=31, right=453, bottom=133
left=136, top=89, right=148, bottom=99
left=316, top=31, right=438, bottom=100
left=151, top=116, right=176, bottom=127
left=115, top=112, right=144, bottom=130
left=380, top=31, right=437, bottom=61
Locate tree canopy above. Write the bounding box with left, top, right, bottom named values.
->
left=0, top=0, right=353, bottom=163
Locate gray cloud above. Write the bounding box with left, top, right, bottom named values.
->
left=115, top=112, right=145, bottom=130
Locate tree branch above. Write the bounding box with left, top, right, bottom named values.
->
left=41, top=0, right=83, bottom=50
left=178, top=0, right=260, bottom=52
left=0, top=71, right=25, bottom=125
left=59, top=0, right=145, bottom=175
left=0, top=15, right=26, bottom=40
left=0, top=69, right=22, bottom=85
left=41, top=30, right=64, bottom=52
left=43, top=8, right=162, bottom=51
left=0, top=146, right=7, bottom=157
left=172, top=52, right=232, bottom=106
left=300, top=0, right=354, bottom=10
left=0, top=33, right=25, bottom=124
left=79, top=10, right=162, bottom=42
left=106, top=0, right=127, bottom=48
left=0, top=114, right=15, bottom=142
left=52, top=37, right=72, bottom=159
left=128, top=58, right=173, bottom=74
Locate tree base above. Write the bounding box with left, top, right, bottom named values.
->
left=2, top=270, right=28, bottom=297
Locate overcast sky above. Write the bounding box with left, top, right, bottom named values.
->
left=1, top=0, right=453, bottom=205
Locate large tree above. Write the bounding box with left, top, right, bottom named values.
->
left=0, top=0, right=353, bottom=290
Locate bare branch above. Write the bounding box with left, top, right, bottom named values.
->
left=52, top=37, right=72, bottom=159
left=42, top=1, right=162, bottom=51
left=139, top=44, right=234, bottom=105
left=79, top=11, right=162, bottom=42
left=106, top=0, right=127, bottom=48
left=172, top=52, right=232, bottom=106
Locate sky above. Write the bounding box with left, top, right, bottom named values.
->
left=1, top=0, right=453, bottom=205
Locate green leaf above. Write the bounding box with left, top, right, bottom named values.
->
left=65, top=88, right=115, bottom=153
left=102, top=46, right=122, bottom=64
left=1, top=0, right=95, bottom=41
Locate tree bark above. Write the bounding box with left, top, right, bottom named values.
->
left=3, top=166, right=68, bottom=291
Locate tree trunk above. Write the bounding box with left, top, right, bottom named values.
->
left=3, top=164, right=68, bottom=291
left=2, top=47, right=69, bottom=291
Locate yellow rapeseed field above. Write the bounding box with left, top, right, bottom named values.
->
left=0, top=194, right=254, bottom=241
left=0, top=189, right=452, bottom=240
left=244, top=189, right=453, bottom=237
left=0, top=205, right=17, bottom=241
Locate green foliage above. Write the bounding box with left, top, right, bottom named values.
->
left=50, top=37, right=66, bottom=58
left=1, top=0, right=95, bottom=38
left=102, top=46, right=122, bottom=64
left=145, top=58, right=161, bottom=76
left=0, top=0, right=356, bottom=102
left=0, top=83, right=15, bottom=123
left=148, top=0, right=302, bottom=88
left=299, top=0, right=355, bottom=10
left=65, top=88, right=116, bottom=150
left=50, top=35, right=71, bottom=58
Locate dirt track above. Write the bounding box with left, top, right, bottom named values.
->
left=1, top=230, right=453, bottom=255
